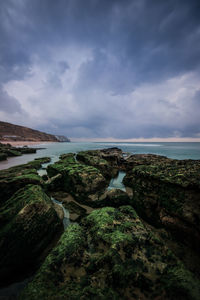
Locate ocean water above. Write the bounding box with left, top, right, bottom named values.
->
left=0, top=142, right=200, bottom=170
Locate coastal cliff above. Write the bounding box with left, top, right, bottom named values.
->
left=0, top=121, right=70, bottom=142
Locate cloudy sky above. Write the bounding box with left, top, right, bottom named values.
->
left=0, top=0, right=200, bottom=141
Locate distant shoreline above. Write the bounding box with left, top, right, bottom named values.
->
left=0, top=141, right=58, bottom=147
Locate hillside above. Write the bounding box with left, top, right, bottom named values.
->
left=0, top=121, right=70, bottom=142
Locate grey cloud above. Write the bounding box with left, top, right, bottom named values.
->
left=0, top=0, right=200, bottom=138
left=57, top=61, right=70, bottom=74
left=44, top=61, right=70, bottom=88
left=0, top=87, right=23, bottom=114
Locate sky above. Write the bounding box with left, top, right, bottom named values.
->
left=0, top=0, right=200, bottom=141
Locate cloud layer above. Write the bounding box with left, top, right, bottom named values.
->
left=0, top=0, right=200, bottom=139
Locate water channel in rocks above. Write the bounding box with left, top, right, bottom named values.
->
left=107, top=171, right=126, bottom=192
left=37, top=155, right=59, bottom=176
left=37, top=158, right=71, bottom=230
left=51, top=197, right=70, bottom=229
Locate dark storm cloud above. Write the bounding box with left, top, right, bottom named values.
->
left=0, top=0, right=200, bottom=138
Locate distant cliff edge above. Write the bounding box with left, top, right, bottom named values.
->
left=0, top=121, right=70, bottom=142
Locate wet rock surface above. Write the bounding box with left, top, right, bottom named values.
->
left=0, top=142, right=37, bottom=161
left=47, top=153, right=107, bottom=201
left=0, top=157, right=50, bottom=203
left=0, top=184, right=62, bottom=286
left=0, top=148, right=200, bottom=299
left=20, top=206, right=200, bottom=300
left=124, top=159, right=200, bottom=252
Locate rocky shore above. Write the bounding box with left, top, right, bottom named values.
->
left=0, top=148, right=200, bottom=299
left=0, top=142, right=38, bottom=162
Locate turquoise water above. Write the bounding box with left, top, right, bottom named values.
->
left=108, top=171, right=126, bottom=192
left=0, top=142, right=200, bottom=170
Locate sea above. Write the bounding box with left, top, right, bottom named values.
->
left=0, top=142, right=200, bottom=170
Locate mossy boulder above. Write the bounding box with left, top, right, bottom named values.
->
left=124, top=159, right=200, bottom=251
left=123, top=153, right=171, bottom=171
left=0, top=157, right=50, bottom=203
left=76, top=149, right=118, bottom=179
left=20, top=206, right=200, bottom=300
left=47, top=154, right=107, bottom=199
left=5, top=149, right=22, bottom=156
left=0, top=184, right=62, bottom=286
left=0, top=142, right=37, bottom=161
left=20, top=146, right=37, bottom=154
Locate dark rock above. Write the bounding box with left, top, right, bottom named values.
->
left=0, top=142, right=37, bottom=161
left=19, top=206, right=200, bottom=300
left=123, top=153, right=171, bottom=171
left=124, top=159, right=200, bottom=252
left=47, top=153, right=107, bottom=199
left=0, top=184, right=62, bottom=286
left=0, top=157, right=50, bottom=203
left=96, top=188, right=130, bottom=207
left=0, top=152, right=7, bottom=161
left=76, top=148, right=123, bottom=178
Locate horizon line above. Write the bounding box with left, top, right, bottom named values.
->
left=70, top=137, right=200, bottom=142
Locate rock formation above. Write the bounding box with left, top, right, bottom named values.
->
left=0, top=148, right=200, bottom=299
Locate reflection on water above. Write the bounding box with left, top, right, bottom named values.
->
left=107, top=171, right=126, bottom=192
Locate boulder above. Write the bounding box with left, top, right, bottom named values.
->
left=20, top=206, right=200, bottom=300
left=47, top=154, right=107, bottom=199
left=76, top=150, right=118, bottom=179
left=0, top=184, right=62, bottom=286
left=123, top=153, right=171, bottom=171
left=0, top=142, right=37, bottom=161
left=124, top=159, right=200, bottom=252
left=0, top=157, right=50, bottom=203
left=96, top=188, right=130, bottom=207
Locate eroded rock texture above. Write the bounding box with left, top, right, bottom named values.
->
left=124, top=159, right=200, bottom=251
left=20, top=206, right=200, bottom=300
left=0, top=148, right=200, bottom=300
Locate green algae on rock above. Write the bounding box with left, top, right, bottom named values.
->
left=123, top=153, right=171, bottom=170
left=76, top=150, right=117, bottom=179
left=123, top=158, right=200, bottom=252
left=0, top=184, right=62, bottom=286
left=19, top=206, right=200, bottom=300
left=0, top=142, right=37, bottom=161
left=47, top=153, right=107, bottom=199
left=0, top=157, right=50, bottom=203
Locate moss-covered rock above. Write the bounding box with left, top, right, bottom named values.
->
left=124, top=159, right=200, bottom=251
left=0, top=184, right=62, bottom=286
left=76, top=150, right=116, bottom=179
left=20, top=206, right=200, bottom=300
left=0, top=142, right=37, bottom=161
left=0, top=157, right=50, bottom=203
left=47, top=153, right=107, bottom=199
left=76, top=148, right=126, bottom=178
left=123, top=153, right=171, bottom=171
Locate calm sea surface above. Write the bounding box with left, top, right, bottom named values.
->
left=0, top=142, right=200, bottom=170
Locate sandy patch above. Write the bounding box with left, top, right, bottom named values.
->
left=0, top=141, right=57, bottom=147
